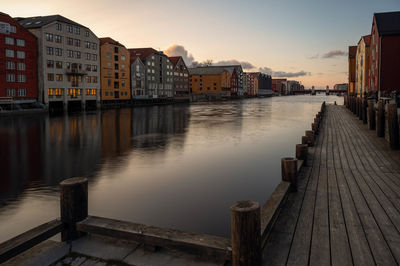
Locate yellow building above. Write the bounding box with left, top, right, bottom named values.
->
left=99, top=38, right=130, bottom=101
left=348, top=46, right=357, bottom=95
left=188, top=67, right=231, bottom=97
left=355, top=35, right=371, bottom=97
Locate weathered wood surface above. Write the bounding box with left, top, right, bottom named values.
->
left=0, top=219, right=63, bottom=264
left=77, top=216, right=232, bottom=260
left=262, top=104, right=400, bottom=266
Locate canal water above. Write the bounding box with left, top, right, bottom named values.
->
left=0, top=95, right=342, bottom=241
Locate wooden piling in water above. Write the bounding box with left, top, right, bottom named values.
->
left=305, top=130, right=315, bottom=147
left=281, top=157, right=298, bottom=191
left=60, top=177, right=88, bottom=241
left=368, top=100, right=376, bottom=130
left=387, top=103, right=399, bottom=150
left=296, top=144, right=308, bottom=165
left=376, top=101, right=385, bottom=138
left=230, top=200, right=261, bottom=266
left=302, top=136, right=309, bottom=146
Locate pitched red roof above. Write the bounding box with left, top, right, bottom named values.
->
left=99, top=37, right=125, bottom=47
left=168, top=56, right=181, bottom=67
left=128, top=48, right=157, bottom=62
left=348, top=46, right=357, bottom=58
left=362, top=35, right=371, bottom=46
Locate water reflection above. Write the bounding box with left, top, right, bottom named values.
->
left=0, top=96, right=342, bottom=241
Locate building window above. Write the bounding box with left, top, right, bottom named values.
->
left=46, top=33, right=53, bottom=42
left=122, top=80, right=125, bottom=87
left=48, top=73, right=54, bottom=81
left=121, top=55, right=125, bottom=61
left=114, top=46, right=119, bottom=53
left=107, top=62, right=111, bottom=67
left=75, top=51, right=81, bottom=59
left=74, top=27, right=80, bottom=35
left=85, top=76, right=91, bottom=83
left=85, top=30, right=89, bottom=37
left=46, top=47, right=54, bottom=55
left=107, top=79, right=111, bottom=86
left=66, top=62, right=71, bottom=69
left=114, top=64, right=118, bottom=70
left=114, top=82, right=119, bottom=88
left=5, top=37, right=14, bottom=45
left=55, top=61, right=62, bottom=68
left=85, top=64, right=91, bottom=71
left=107, top=53, right=112, bottom=59
left=56, top=23, right=62, bottom=31
left=55, top=35, right=62, bottom=43
left=121, top=64, right=125, bottom=69
left=105, top=91, right=108, bottom=96
left=107, top=70, right=112, bottom=76
left=114, top=55, right=119, bottom=61
left=17, top=74, right=26, bottom=83
left=74, top=39, right=80, bottom=47
left=92, top=76, right=97, bottom=83
left=67, top=50, right=74, bottom=58
left=7, top=88, right=16, bottom=96
left=17, top=62, right=25, bottom=71
left=56, top=74, right=63, bottom=81
left=85, top=53, right=91, bottom=60
left=17, top=51, right=25, bottom=59
left=92, top=54, right=97, bottom=61
left=6, top=49, right=14, bottom=58
left=18, top=88, right=26, bottom=97
left=47, top=60, right=54, bottom=68
left=10, top=25, right=16, bottom=33
left=67, top=37, right=73, bottom=45
left=6, top=61, right=15, bottom=70
left=92, top=43, right=97, bottom=50
left=55, top=48, right=62, bottom=56
left=86, top=41, right=90, bottom=48
left=92, top=65, right=97, bottom=72
left=6, top=73, right=15, bottom=82
left=48, top=88, right=53, bottom=96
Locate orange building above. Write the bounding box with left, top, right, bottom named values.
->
left=99, top=37, right=130, bottom=102
left=188, top=67, right=231, bottom=98
left=348, top=46, right=357, bottom=95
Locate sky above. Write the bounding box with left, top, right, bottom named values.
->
left=2, top=0, right=399, bottom=89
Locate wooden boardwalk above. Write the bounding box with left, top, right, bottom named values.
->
left=263, top=104, right=400, bottom=266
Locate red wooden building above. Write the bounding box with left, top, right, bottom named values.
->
left=369, top=11, right=400, bottom=95
left=272, top=78, right=287, bottom=95
left=0, top=12, right=37, bottom=106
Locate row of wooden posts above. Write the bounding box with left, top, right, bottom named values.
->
left=0, top=102, right=327, bottom=265
left=344, top=95, right=399, bottom=149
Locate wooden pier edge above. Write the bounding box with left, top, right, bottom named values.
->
left=0, top=219, right=63, bottom=264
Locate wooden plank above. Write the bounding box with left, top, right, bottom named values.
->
left=77, top=216, right=232, bottom=260
left=0, top=219, right=63, bottom=264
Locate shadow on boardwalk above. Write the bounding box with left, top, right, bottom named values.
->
left=263, top=105, right=400, bottom=266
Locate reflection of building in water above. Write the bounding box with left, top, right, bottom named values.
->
left=101, top=108, right=132, bottom=158
left=0, top=113, right=102, bottom=205
left=131, top=105, right=190, bottom=149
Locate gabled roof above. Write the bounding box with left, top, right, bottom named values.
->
left=99, top=37, right=125, bottom=47
left=348, top=46, right=357, bottom=58
left=374, top=11, right=400, bottom=36
left=169, top=56, right=181, bottom=67
left=128, top=48, right=158, bottom=62
left=16, top=15, right=87, bottom=29
left=188, top=66, right=228, bottom=75
left=362, top=35, right=371, bottom=46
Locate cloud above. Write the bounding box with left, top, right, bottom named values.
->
left=259, top=67, right=310, bottom=78
left=308, top=54, right=319, bottom=59
left=164, top=44, right=195, bottom=66
left=322, top=50, right=347, bottom=58
left=214, top=60, right=255, bottom=69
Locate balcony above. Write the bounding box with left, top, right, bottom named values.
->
left=66, top=64, right=87, bottom=76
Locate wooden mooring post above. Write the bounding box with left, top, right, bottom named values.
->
left=358, top=98, right=363, bottom=120
left=305, top=130, right=315, bottom=147
left=362, top=98, right=367, bottom=124
left=368, top=100, right=376, bottom=130
left=376, top=101, right=385, bottom=138
left=296, top=144, right=308, bottom=165
left=230, top=200, right=261, bottom=266
left=387, top=103, right=399, bottom=149
left=60, top=177, right=88, bottom=241
left=281, top=157, right=298, bottom=191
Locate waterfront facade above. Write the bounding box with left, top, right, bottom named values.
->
left=272, top=78, right=287, bottom=95
left=355, top=35, right=371, bottom=97
left=169, top=56, right=190, bottom=100
left=99, top=37, right=130, bottom=103
left=369, top=11, right=400, bottom=96
left=189, top=67, right=231, bottom=99
left=348, top=46, right=357, bottom=95
left=0, top=12, right=37, bottom=106
left=17, top=15, right=100, bottom=111
left=129, top=48, right=174, bottom=99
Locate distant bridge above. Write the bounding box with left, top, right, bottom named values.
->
left=293, top=90, right=346, bottom=95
